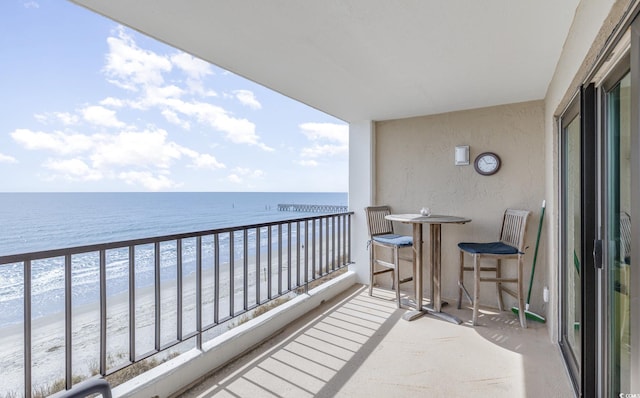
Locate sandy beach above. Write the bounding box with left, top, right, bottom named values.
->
left=0, top=243, right=336, bottom=394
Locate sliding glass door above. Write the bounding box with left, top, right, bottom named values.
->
left=603, top=68, right=632, bottom=397
left=559, top=16, right=640, bottom=397
left=560, top=100, right=582, bottom=391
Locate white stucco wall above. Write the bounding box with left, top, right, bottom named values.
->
left=374, top=100, right=546, bottom=313
left=348, top=121, right=375, bottom=284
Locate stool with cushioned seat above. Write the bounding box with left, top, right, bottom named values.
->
left=457, top=208, right=531, bottom=327
left=365, top=205, right=414, bottom=307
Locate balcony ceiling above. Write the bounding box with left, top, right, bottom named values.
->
left=70, top=0, right=580, bottom=122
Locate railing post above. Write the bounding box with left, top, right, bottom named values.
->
left=296, top=221, right=301, bottom=289
left=277, top=224, right=282, bottom=295
left=267, top=226, right=272, bottom=300
left=312, top=219, right=316, bottom=281
left=325, top=217, right=330, bottom=273
left=99, top=250, right=107, bottom=375
left=196, top=236, right=202, bottom=350
left=24, top=260, right=32, bottom=398
left=177, top=239, right=183, bottom=342
left=348, top=213, right=352, bottom=263
left=332, top=216, right=336, bottom=271
left=337, top=216, right=342, bottom=268
left=304, top=220, right=309, bottom=294
left=65, top=254, right=72, bottom=390
left=196, top=236, right=202, bottom=351
left=154, top=242, right=161, bottom=352
left=128, top=246, right=136, bottom=363
left=243, top=229, right=248, bottom=311
left=319, top=218, right=324, bottom=276
left=229, top=232, right=234, bottom=318
left=287, top=223, right=292, bottom=292
left=214, top=234, right=220, bottom=325
left=255, top=227, right=261, bottom=304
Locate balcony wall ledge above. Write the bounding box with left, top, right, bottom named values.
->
left=111, top=270, right=358, bottom=398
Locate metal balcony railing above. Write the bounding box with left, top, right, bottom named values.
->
left=0, top=212, right=353, bottom=397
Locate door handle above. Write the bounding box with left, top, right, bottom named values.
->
left=593, top=239, right=603, bottom=269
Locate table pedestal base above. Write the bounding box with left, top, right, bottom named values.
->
left=400, top=300, right=462, bottom=324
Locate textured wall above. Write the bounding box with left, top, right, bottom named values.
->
left=374, top=100, right=546, bottom=311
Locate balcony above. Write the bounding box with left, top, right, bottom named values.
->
left=1, top=208, right=574, bottom=397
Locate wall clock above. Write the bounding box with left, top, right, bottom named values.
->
left=474, top=152, right=501, bottom=176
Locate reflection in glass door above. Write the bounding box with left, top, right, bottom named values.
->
left=604, top=71, right=631, bottom=396
left=560, top=103, right=581, bottom=389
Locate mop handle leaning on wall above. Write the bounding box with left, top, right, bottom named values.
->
left=527, top=200, right=545, bottom=305
left=511, top=199, right=546, bottom=323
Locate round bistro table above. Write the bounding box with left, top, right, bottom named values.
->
left=385, top=214, right=471, bottom=323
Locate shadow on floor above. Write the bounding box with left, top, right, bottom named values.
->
left=179, top=285, right=573, bottom=398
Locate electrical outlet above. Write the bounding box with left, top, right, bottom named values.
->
left=543, top=286, right=549, bottom=303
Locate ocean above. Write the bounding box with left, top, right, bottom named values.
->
left=0, top=192, right=348, bottom=327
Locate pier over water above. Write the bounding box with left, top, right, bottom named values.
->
left=277, top=204, right=348, bottom=213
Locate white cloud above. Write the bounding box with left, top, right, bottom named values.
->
left=0, top=153, right=17, bottom=164
left=100, top=27, right=272, bottom=151
left=227, top=167, right=265, bottom=184
left=118, top=171, right=178, bottom=191
left=301, top=144, right=347, bottom=158
left=160, top=98, right=273, bottom=150
left=161, top=109, right=191, bottom=130
left=11, top=129, right=94, bottom=155
left=295, top=159, right=318, bottom=167
left=81, top=105, right=126, bottom=128
left=12, top=127, right=225, bottom=190
left=188, top=153, right=225, bottom=170
left=100, top=97, right=126, bottom=108
left=34, top=112, right=79, bottom=125
left=91, top=129, right=182, bottom=170
left=297, top=122, right=348, bottom=163
left=44, top=158, right=102, bottom=181
left=142, top=85, right=184, bottom=106
left=300, top=122, right=348, bottom=144
left=104, top=26, right=172, bottom=91
left=171, top=53, right=213, bottom=80
left=232, top=167, right=264, bottom=177
left=11, top=27, right=287, bottom=190
left=56, top=112, right=80, bottom=125
left=23, top=1, right=39, bottom=9
left=233, top=90, right=262, bottom=110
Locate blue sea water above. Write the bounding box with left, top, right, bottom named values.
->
left=0, top=192, right=347, bottom=326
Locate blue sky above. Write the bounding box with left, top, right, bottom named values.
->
left=0, top=1, right=348, bottom=192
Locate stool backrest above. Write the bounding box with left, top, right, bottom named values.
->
left=499, top=209, right=531, bottom=252
left=365, top=206, right=394, bottom=237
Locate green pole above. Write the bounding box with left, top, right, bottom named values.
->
left=527, top=200, right=546, bottom=304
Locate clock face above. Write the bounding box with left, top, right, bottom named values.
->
left=474, top=152, right=501, bottom=175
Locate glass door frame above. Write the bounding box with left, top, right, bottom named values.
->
left=599, top=56, right=631, bottom=397
left=558, top=83, right=599, bottom=397
left=580, top=82, right=599, bottom=398
left=630, top=17, right=640, bottom=394
left=558, top=95, right=583, bottom=394
left=559, top=12, right=640, bottom=397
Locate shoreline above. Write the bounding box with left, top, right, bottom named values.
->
left=0, top=244, right=337, bottom=394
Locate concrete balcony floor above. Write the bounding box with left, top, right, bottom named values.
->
left=179, top=284, right=573, bottom=398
